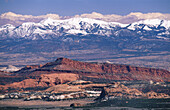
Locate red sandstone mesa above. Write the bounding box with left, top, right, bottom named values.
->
left=0, top=58, right=169, bottom=93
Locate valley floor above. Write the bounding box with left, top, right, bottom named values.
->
left=0, top=98, right=94, bottom=108
left=0, top=98, right=169, bottom=110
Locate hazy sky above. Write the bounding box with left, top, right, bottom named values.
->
left=0, top=0, right=170, bottom=16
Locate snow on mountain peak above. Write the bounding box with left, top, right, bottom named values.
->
left=128, top=19, right=170, bottom=30
left=64, top=17, right=109, bottom=28
left=0, top=24, right=15, bottom=29
left=40, top=17, right=58, bottom=25
left=0, top=17, right=169, bottom=40
left=0, top=24, right=15, bottom=35
left=138, top=19, right=163, bottom=25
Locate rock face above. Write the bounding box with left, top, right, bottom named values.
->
left=0, top=57, right=170, bottom=93
left=0, top=73, right=79, bottom=91
left=40, top=58, right=170, bottom=82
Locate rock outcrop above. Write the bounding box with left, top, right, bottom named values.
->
left=96, top=82, right=170, bottom=101
left=144, top=91, right=169, bottom=99
left=35, top=58, right=170, bottom=82
left=0, top=57, right=169, bottom=93
left=0, top=73, right=80, bottom=92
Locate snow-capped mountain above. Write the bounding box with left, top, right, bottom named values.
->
left=0, top=18, right=170, bottom=40
left=128, top=19, right=170, bottom=30
left=1, top=18, right=170, bottom=72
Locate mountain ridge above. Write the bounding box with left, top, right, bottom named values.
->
left=0, top=17, right=169, bottom=40
left=15, top=57, right=170, bottom=81
left=0, top=17, right=170, bottom=72
left=0, top=57, right=169, bottom=93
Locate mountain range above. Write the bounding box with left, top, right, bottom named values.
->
left=0, top=14, right=170, bottom=71
left=0, top=17, right=169, bottom=40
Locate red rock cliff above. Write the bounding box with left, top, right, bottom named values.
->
left=40, top=58, right=170, bottom=82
